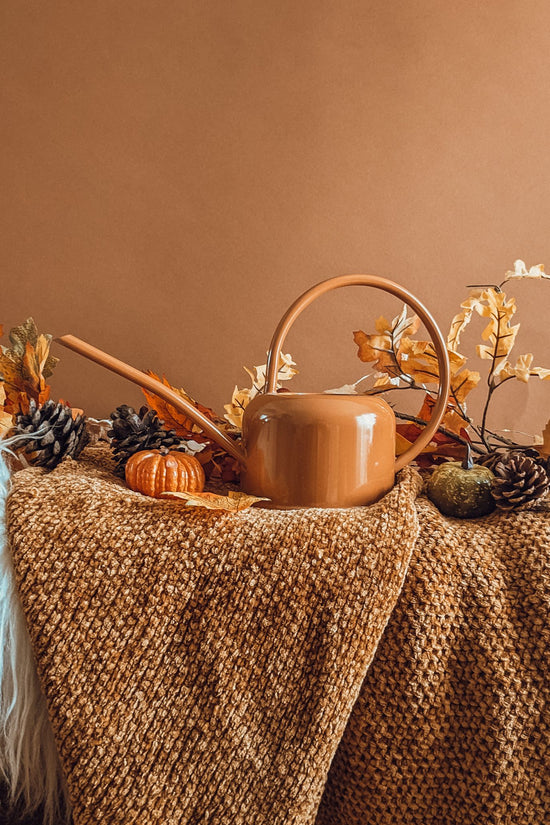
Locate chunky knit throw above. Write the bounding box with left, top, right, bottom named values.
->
left=3, top=446, right=550, bottom=824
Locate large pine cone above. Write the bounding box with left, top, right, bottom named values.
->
left=108, top=404, right=193, bottom=476
left=14, top=399, right=89, bottom=470
left=477, top=446, right=550, bottom=474
left=491, top=451, right=550, bottom=510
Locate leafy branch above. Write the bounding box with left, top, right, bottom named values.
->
left=351, top=260, right=550, bottom=464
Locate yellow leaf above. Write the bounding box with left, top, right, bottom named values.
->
left=475, top=289, right=519, bottom=365
left=354, top=307, right=419, bottom=380
left=451, top=368, right=481, bottom=403
left=441, top=408, right=469, bottom=436
left=0, top=409, right=13, bottom=438
left=224, top=386, right=253, bottom=429
left=161, top=489, right=270, bottom=511
left=397, top=340, right=476, bottom=402
left=354, top=331, right=401, bottom=380
left=224, top=353, right=297, bottom=431
left=447, top=290, right=487, bottom=353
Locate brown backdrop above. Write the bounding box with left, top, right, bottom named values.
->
left=2, top=0, right=549, bottom=441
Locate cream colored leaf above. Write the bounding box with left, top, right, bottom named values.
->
left=161, top=489, right=270, bottom=511
left=388, top=305, right=420, bottom=347
left=493, top=353, right=550, bottom=385
left=224, top=353, right=297, bottom=430
left=224, top=386, right=253, bottom=429
left=529, top=366, right=550, bottom=380
left=447, top=290, right=486, bottom=353
left=510, top=353, right=533, bottom=383
left=504, top=259, right=549, bottom=281
left=373, top=372, right=401, bottom=387
left=324, top=375, right=370, bottom=394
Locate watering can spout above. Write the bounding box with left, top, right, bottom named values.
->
left=54, top=335, right=246, bottom=465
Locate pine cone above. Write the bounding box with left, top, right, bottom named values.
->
left=491, top=452, right=550, bottom=510
left=108, top=404, right=190, bottom=476
left=14, top=399, right=89, bottom=470
left=477, top=447, right=550, bottom=475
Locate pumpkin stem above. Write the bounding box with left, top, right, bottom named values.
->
left=461, top=441, right=474, bottom=471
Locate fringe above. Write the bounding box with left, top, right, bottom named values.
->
left=0, top=435, right=71, bottom=824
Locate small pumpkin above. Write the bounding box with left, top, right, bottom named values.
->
left=125, top=448, right=205, bottom=498
left=426, top=445, right=495, bottom=519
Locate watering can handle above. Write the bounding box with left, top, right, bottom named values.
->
left=265, top=274, right=451, bottom=473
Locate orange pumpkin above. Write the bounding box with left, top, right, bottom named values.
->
left=125, top=449, right=205, bottom=498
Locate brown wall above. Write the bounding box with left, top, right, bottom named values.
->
left=2, top=0, right=550, bottom=441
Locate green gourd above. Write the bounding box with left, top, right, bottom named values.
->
left=426, top=445, right=495, bottom=519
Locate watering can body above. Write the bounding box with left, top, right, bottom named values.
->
left=56, top=274, right=451, bottom=509
left=241, top=392, right=396, bottom=508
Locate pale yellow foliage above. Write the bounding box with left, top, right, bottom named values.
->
left=224, top=353, right=298, bottom=430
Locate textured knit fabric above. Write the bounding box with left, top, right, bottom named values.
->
left=316, top=495, right=550, bottom=824
left=5, top=447, right=422, bottom=825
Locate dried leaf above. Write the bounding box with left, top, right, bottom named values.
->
left=450, top=368, right=481, bottom=403
left=475, top=289, right=520, bottom=365
left=504, top=260, right=549, bottom=281
left=354, top=306, right=418, bottom=377
left=161, top=489, right=269, bottom=511
left=224, top=353, right=297, bottom=431
left=447, top=290, right=486, bottom=353
left=142, top=372, right=225, bottom=438
left=0, top=318, right=57, bottom=414
left=492, top=353, right=550, bottom=385
left=0, top=383, right=13, bottom=438
left=324, top=376, right=370, bottom=395
left=353, top=329, right=398, bottom=374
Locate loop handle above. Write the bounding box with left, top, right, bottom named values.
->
left=265, top=274, right=451, bottom=472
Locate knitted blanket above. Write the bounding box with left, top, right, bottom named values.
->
left=3, top=447, right=550, bottom=824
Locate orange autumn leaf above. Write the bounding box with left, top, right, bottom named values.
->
left=354, top=305, right=421, bottom=381
left=142, top=372, right=226, bottom=439
left=395, top=393, right=470, bottom=466
left=0, top=319, right=57, bottom=415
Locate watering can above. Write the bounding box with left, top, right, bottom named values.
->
left=56, top=274, right=451, bottom=508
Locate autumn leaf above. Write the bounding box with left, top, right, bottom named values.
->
left=396, top=393, right=470, bottom=465
left=447, top=290, right=487, bottom=353
left=161, top=489, right=269, bottom=511
left=142, top=372, right=225, bottom=439
left=353, top=328, right=398, bottom=376
left=504, top=260, right=549, bottom=282
left=354, top=306, right=419, bottom=379
left=224, top=353, right=297, bottom=430
left=0, top=318, right=58, bottom=414
left=0, top=383, right=13, bottom=438
left=475, top=289, right=520, bottom=366
left=450, top=368, right=481, bottom=404
left=324, top=376, right=370, bottom=394
left=493, top=353, right=550, bottom=385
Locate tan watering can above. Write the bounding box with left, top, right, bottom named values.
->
left=56, top=274, right=451, bottom=508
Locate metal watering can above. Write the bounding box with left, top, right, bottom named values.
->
left=57, top=274, right=451, bottom=508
